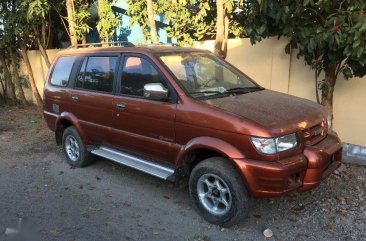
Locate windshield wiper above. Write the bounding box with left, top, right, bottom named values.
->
left=190, top=90, right=230, bottom=99
left=190, top=90, right=224, bottom=95
left=226, top=86, right=264, bottom=93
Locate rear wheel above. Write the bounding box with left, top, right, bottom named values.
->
left=62, top=126, right=93, bottom=167
left=189, top=157, right=250, bottom=227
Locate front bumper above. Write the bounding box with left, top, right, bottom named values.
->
left=232, top=133, right=342, bottom=198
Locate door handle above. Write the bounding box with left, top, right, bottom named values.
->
left=71, top=96, right=78, bottom=102
left=116, top=103, right=126, bottom=110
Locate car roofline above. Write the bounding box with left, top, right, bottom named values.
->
left=55, top=45, right=211, bottom=57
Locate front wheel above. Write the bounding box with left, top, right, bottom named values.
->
left=189, top=157, right=250, bottom=227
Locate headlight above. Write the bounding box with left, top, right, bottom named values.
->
left=250, top=133, right=298, bottom=154
left=276, top=133, right=298, bottom=152
left=250, top=137, right=276, bottom=154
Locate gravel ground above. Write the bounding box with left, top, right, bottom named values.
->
left=0, top=106, right=365, bottom=241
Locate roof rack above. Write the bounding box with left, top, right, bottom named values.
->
left=70, top=41, right=135, bottom=48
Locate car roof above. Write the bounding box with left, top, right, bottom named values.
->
left=56, top=45, right=210, bottom=57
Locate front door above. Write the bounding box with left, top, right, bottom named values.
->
left=111, top=55, right=177, bottom=164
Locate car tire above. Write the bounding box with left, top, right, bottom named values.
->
left=189, top=157, right=250, bottom=227
left=62, top=126, right=93, bottom=167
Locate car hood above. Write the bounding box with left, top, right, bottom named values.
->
left=202, top=90, right=326, bottom=133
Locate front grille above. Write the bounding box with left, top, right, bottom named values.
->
left=302, top=120, right=328, bottom=145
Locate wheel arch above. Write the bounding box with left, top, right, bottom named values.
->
left=55, top=112, right=88, bottom=145
left=176, top=137, right=246, bottom=175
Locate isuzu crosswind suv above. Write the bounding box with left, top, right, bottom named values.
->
left=44, top=43, right=342, bottom=226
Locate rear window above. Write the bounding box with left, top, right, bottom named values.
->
left=76, top=56, right=117, bottom=93
left=51, top=56, right=76, bottom=86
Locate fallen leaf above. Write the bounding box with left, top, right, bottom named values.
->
left=88, top=207, right=102, bottom=212
left=253, top=214, right=261, bottom=218
left=50, top=229, right=60, bottom=235
left=122, top=202, right=131, bottom=207
left=324, top=223, right=335, bottom=230
left=293, top=205, right=305, bottom=211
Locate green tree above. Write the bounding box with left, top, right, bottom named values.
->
left=127, top=0, right=149, bottom=44
left=65, top=0, right=91, bottom=47
left=23, top=0, right=63, bottom=68
left=157, top=0, right=244, bottom=56
left=74, top=3, right=91, bottom=44
left=0, top=1, right=28, bottom=105
left=242, top=0, right=366, bottom=127
left=17, top=6, right=44, bottom=107
left=156, top=1, right=211, bottom=46
left=97, top=0, right=121, bottom=44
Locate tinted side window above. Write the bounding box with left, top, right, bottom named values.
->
left=51, top=56, right=75, bottom=86
left=120, top=57, right=167, bottom=97
left=76, top=56, right=117, bottom=92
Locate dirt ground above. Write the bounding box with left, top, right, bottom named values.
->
left=0, top=106, right=365, bottom=241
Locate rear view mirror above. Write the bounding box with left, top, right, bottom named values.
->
left=143, top=83, right=169, bottom=100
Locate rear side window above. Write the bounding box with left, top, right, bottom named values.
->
left=76, top=56, right=117, bottom=93
left=51, top=56, right=75, bottom=86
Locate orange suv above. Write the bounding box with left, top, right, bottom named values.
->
left=43, top=43, right=342, bottom=227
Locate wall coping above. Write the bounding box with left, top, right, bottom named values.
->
left=342, top=143, right=366, bottom=166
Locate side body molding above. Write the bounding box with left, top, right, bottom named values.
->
left=175, top=136, right=246, bottom=166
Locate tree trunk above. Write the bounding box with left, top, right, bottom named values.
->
left=0, top=76, right=6, bottom=103
left=0, top=52, right=16, bottom=100
left=66, top=0, right=78, bottom=47
left=47, top=14, right=54, bottom=49
left=223, top=14, right=229, bottom=59
left=20, top=44, right=43, bottom=107
left=321, top=64, right=337, bottom=129
left=215, top=0, right=226, bottom=59
left=139, top=24, right=147, bottom=45
left=146, top=0, right=158, bottom=44
left=32, top=25, right=51, bottom=68
left=8, top=48, right=27, bottom=105
left=0, top=77, right=4, bottom=103
left=37, top=37, right=51, bottom=68
left=98, top=0, right=108, bottom=45
left=82, top=34, right=87, bottom=45
left=42, top=19, right=47, bottom=47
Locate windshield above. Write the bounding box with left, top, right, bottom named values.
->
left=159, top=52, right=261, bottom=99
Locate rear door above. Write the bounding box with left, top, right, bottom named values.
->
left=68, top=54, right=120, bottom=146
left=111, top=54, right=177, bottom=164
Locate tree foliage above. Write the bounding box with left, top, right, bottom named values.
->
left=127, top=0, right=245, bottom=46
left=74, top=4, right=91, bottom=42
left=97, top=0, right=121, bottom=43
left=242, top=0, right=366, bottom=125
left=244, top=0, right=366, bottom=77
left=126, top=0, right=150, bottom=43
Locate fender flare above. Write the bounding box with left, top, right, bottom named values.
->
left=175, top=136, right=245, bottom=167
left=55, top=112, right=89, bottom=145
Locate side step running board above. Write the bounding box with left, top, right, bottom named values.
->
left=91, top=146, right=175, bottom=180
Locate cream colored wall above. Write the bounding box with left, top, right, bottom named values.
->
left=20, top=49, right=59, bottom=102
left=24, top=40, right=366, bottom=146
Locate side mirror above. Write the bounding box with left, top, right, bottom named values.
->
left=143, top=83, right=169, bottom=100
